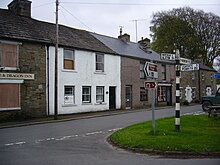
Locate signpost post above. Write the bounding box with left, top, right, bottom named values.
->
left=145, top=81, right=157, bottom=134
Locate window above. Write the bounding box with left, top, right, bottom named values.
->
left=157, top=86, right=166, bottom=102
left=140, top=62, right=145, bottom=79
left=0, top=43, right=18, bottom=68
left=140, top=87, right=148, bottom=101
left=64, top=49, right=75, bottom=70
left=96, top=53, right=104, bottom=72
left=96, top=86, right=104, bottom=103
left=162, top=64, right=166, bottom=80
left=0, top=84, right=20, bottom=110
left=201, top=72, right=204, bottom=81
left=82, top=86, right=91, bottom=103
left=64, top=86, right=75, bottom=104
left=192, top=72, right=195, bottom=80
left=192, top=88, right=196, bottom=99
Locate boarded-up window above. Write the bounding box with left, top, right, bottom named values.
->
left=0, top=84, right=20, bottom=109
left=0, top=43, right=17, bottom=67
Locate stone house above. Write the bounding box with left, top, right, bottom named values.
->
left=180, top=63, right=217, bottom=103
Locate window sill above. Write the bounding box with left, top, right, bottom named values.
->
left=0, top=107, right=21, bottom=111
left=0, top=67, right=20, bottom=71
left=94, top=71, right=106, bottom=75
left=95, top=102, right=107, bottom=105
left=82, top=103, right=92, bottom=105
left=62, top=104, right=77, bottom=107
left=62, top=69, right=78, bottom=73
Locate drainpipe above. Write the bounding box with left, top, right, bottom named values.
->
left=46, top=45, right=50, bottom=115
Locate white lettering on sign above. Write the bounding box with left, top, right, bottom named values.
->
left=0, top=73, right=35, bottom=80
left=160, top=53, right=175, bottom=61
left=180, top=58, right=191, bottom=65
left=181, top=64, right=199, bottom=71
left=144, top=62, right=158, bottom=79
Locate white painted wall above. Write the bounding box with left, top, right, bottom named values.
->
left=48, top=46, right=121, bottom=115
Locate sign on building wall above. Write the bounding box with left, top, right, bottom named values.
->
left=0, top=72, right=35, bottom=80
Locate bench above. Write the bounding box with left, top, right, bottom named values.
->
left=207, top=106, right=220, bottom=117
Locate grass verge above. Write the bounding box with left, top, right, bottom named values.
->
left=110, top=115, right=220, bottom=154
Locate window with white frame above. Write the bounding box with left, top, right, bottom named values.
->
left=96, top=86, right=104, bottom=103
left=140, top=62, right=145, bottom=79
left=64, top=86, right=75, bottom=104
left=96, top=53, right=104, bottom=72
left=64, top=49, right=75, bottom=70
left=82, top=86, right=91, bottom=103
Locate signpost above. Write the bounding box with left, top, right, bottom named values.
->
left=160, top=51, right=200, bottom=132
left=145, top=81, right=157, bottom=134
left=160, top=53, right=175, bottom=61
left=144, top=62, right=158, bottom=78
left=181, top=64, right=199, bottom=71
left=180, top=57, right=191, bottom=65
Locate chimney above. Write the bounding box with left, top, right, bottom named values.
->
left=8, top=0, right=32, bottom=17
left=118, top=33, right=130, bottom=42
left=138, top=37, right=151, bottom=49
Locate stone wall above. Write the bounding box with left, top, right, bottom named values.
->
left=19, top=42, right=47, bottom=117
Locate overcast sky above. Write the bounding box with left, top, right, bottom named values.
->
left=1, top=0, right=220, bottom=42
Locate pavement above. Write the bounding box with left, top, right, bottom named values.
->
left=0, top=106, right=171, bottom=129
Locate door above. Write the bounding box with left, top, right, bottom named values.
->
left=109, top=86, right=116, bottom=109
left=166, top=86, right=172, bottom=106
left=125, top=86, right=132, bottom=109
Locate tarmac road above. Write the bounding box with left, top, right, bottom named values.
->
left=0, top=105, right=219, bottom=165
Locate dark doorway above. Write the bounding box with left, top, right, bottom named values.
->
left=109, top=86, right=116, bottom=109
left=166, top=86, right=172, bottom=106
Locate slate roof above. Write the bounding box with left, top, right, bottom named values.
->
left=0, top=9, right=116, bottom=54
left=91, top=33, right=166, bottom=63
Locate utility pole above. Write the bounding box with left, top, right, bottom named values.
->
left=54, top=0, right=59, bottom=120
left=175, top=49, right=181, bottom=131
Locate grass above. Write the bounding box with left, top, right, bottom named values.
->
left=110, top=115, right=220, bottom=153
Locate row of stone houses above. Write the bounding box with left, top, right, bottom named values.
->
left=0, top=0, right=217, bottom=120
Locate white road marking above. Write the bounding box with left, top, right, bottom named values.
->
left=2, top=127, right=126, bottom=147
left=4, top=141, right=26, bottom=146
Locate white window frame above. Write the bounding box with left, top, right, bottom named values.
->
left=64, top=86, right=75, bottom=105
left=95, top=53, right=104, bottom=72
left=96, top=86, right=104, bottom=103
left=63, top=49, right=75, bottom=70
left=82, top=86, right=91, bottom=103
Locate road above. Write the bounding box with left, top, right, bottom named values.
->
left=0, top=105, right=219, bottom=165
